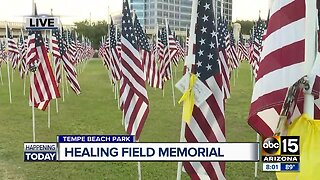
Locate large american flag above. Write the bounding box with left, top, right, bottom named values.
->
left=183, top=0, right=225, bottom=179
left=26, top=29, right=60, bottom=111
left=217, top=15, right=231, bottom=99
left=133, top=14, right=162, bottom=89
left=120, top=0, right=149, bottom=141
left=248, top=0, right=320, bottom=137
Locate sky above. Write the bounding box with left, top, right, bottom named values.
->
left=0, top=0, right=269, bottom=24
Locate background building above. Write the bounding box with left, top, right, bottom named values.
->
left=128, top=0, right=233, bottom=35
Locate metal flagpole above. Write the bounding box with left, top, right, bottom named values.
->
left=166, top=18, right=176, bottom=107
left=5, top=24, right=12, bottom=104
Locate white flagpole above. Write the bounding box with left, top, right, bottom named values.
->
left=31, top=71, right=36, bottom=142
left=11, top=65, right=13, bottom=83
left=303, top=0, right=316, bottom=118
left=5, top=24, right=12, bottom=104
left=65, top=30, right=70, bottom=95
left=0, top=67, right=3, bottom=85
left=165, top=18, right=176, bottom=107
left=176, top=0, right=197, bottom=179
left=255, top=133, right=259, bottom=177
left=176, top=120, right=186, bottom=180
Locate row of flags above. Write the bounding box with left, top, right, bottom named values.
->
left=99, top=0, right=320, bottom=178
left=96, top=0, right=256, bottom=179
left=0, top=16, right=94, bottom=110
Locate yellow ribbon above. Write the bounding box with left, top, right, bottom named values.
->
left=178, top=74, right=197, bottom=124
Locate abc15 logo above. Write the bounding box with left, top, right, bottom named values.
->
left=262, top=136, right=300, bottom=155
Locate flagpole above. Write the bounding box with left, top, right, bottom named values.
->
left=5, top=24, right=12, bottom=104
left=165, top=18, right=176, bottom=107
left=303, top=0, right=316, bottom=118
left=31, top=71, right=36, bottom=142
left=64, top=31, right=69, bottom=94
left=11, top=64, right=13, bottom=83
left=0, top=66, right=3, bottom=85
left=176, top=0, right=197, bottom=178
left=176, top=120, right=186, bottom=180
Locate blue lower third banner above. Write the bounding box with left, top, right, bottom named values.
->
left=58, top=143, right=259, bottom=162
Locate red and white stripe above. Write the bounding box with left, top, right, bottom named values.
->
left=248, top=0, right=320, bottom=137
left=120, top=31, right=149, bottom=140
left=27, top=34, right=60, bottom=111
left=52, top=33, right=62, bottom=84
left=62, top=52, right=81, bottom=95
left=141, top=49, right=162, bottom=89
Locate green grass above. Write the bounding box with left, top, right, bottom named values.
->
left=0, top=59, right=276, bottom=179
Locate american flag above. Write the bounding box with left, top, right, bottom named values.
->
left=185, top=28, right=190, bottom=55
left=159, top=28, right=171, bottom=83
left=6, top=26, right=19, bottom=70
left=0, top=41, right=6, bottom=65
left=109, top=18, right=122, bottom=82
left=168, top=27, right=178, bottom=66
left=120, top=0, right=149, bottom=140
left=226, top=29, right=239, bottom=70
left=133, top=14, right=162, bottom=89
left=183, top=0, right=225, bottom=179
left=248, top=0, right=320, bottom=137
left=217, top=15, right=231, bottom=99
left=26, top=28, right=60, bottom=111
left=52, top=29, right=62, bottom=84
left=60, top=30, right=81, bottom=95
left=157, top=29, right=164, bottom=63
left=18, top=33, right=27, bottom=79
left=250, top=17, right=265, bottom=79
left=67, top=30, right=77, bottom=65
left=237, top=33, right=249, bottom=61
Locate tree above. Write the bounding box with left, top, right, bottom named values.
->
left=74, top=20, right=108, bottom=49
left=233, top=20, right=255, bottom=35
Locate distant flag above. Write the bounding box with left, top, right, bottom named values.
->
left=120, top=0, right=149, bottom=140
left=217, top=15, right=231, bottom=99
left=109, top=18, right=122, bottom=82
left=60, top=30, right=81, bottom=95
left=52, top=29, right=62, bottom=84
left=7, top=26, right=19, bottom=70
left=182, top=0, right=226, bottom=179
left=226, top=29, right=239, bottom=70
left=237, top=33, right=249, bottom=61
left=159, top=27, right=173, bottom=83
left=133, top=14, right=162, bottom=89
left=18, top=32, right=27, bottom=79
left=250, top=17, right=265, bottom=79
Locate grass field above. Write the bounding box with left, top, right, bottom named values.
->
left=0, top=58, right=276, bottom=179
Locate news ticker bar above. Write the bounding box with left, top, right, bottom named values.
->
left=24, top=142, right=259, bottom=162
left=262, top=163, right=300, bottom=172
